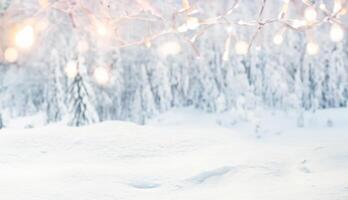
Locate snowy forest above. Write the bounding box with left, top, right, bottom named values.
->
left=1, top=1, right=348, bottom=200
left=0, top=0, right=347, bottom=126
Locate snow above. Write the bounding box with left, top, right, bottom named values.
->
left=0, top=108, right=348, bottom=200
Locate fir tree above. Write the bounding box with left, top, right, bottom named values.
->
left=45, top=49, right=66, bottom=123
left=68, top=62, right=98, bottom=127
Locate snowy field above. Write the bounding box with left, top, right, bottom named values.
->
left=1, top=108, right=348, bottom=200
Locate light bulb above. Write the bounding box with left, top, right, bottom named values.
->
left=177, top=24, right=188, bottom=33
left=94, top=67, right=109, bottom=85
left=96, top=21, right=108, bottom=36
left=319, top=3, right=327, bottom=10
left=273, top=34, right=284, bottom=45
left=304, top=7, right=317, bottom=22
left=186, top=17, right=200, bottom=30
left=292, top=19, right=307, bottom=28
left=65, top=61, right=78, bottom=79
left=15, top=25, right=35, bottom=49
left=333, top=0, right=342, bottom=13
left=235, top=40, right=249, bottom=55
left=159, top=41, right=181, bottom=56
left=306, top=42, right=319, bottom=55
left=144, top=38, right=151, bottom=48
left=330, top=24, right=344, bottom=42
left=182, top=0, right=190, bottom=9
left=38, top=0, right=49, bottom=8
left=4, top=47, right=18, bottom=63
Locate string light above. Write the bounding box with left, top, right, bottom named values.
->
left=4, top=47, right=18, bottom=63
left=273, top=34, right=284, bottom=45
left=330, top=24, right=344, bottom=42
left=144, top=38, right=152, bottom=48
left=319, top=3, right=327, bottom=11
left=235, top=40, right=249, bottom=55
left=292, top=19, right=307, bottom=29
left=95, top=20, right=108, bottom=37
left=38, top=0, right=49, bottom=8
left=306, top=42, right=319, bottom=55
left=186, top=17, right=200, bottom=30
left=182, top=0, right=191, bottom=9
left=93, top=67, right=110, bottom=85
left=304, top=7, right=317, bottom=22
left=65, top=61, right=78, bottom=79
left=159, top=41, right=182, bottom=56
left=15, top=25, right=35, bottom=49
left=177, top=24, right=188, bottom=33
left=0, top=0, right=346, bottom=69
left=333, top=0, right=342, bottom=13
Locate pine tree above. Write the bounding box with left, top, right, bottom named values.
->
left=45, top=49, right=66, bottom=123
left=68, top=62, right=98, bottom=127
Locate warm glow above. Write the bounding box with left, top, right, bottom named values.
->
left=4, top=47, right=18, bottom=63
left=38, top=0, right=49, bottom=8
left=15, top=25, right=35, bottom=49
left=273, top=34, right=284, bottom=45
left=292, top=19, right=307, bottom=29
left=177, top=24, right=188, bottom=32
left=330, top=24, right=344, bottom=42
left=319, top=3, right=327, bottom=11
left=144, top=38, right=152, bottom=48
left=65, top=61, right=78, bottom=79
left=235, top=40, right=249, bottom=55
left=94, top=67, right=110, bottom=85
left=304, top=7, right=317, bottom=22
left=186, top=17, right=200, bottom=30
left=182, top=0, right=190, bottom=9
left=306, top=42, right=319, bottom=55
left=159, top=41, right=182, bottom=56
left=96, top=21, right=108, bottom=36
left=333, top=0, right=342, bottom=13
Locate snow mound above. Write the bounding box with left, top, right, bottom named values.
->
left=0, top=108, right=348, bottom=200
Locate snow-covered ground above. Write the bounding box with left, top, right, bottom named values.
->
left=1, top=108, right=348, bottom=200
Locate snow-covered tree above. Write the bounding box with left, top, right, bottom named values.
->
left=45, top=49, right=66, bottom=123
left=68, top=62, right=98, bottom=127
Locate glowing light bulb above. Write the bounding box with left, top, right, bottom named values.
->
left=4, top=47, right=18, bottom=63
left=292, top=19, right=307, bottom=28
left=273, top=34, right=284, bottom=45
left=330, top=24, right=344, bottom=42
left=333, top=0, right=342, bottom=13
left=186, top=17, right=200, bottom=30
left=65, top=61, right=78, bottom=79
left=182, top=0, right=190, bottom=9
left=234, top=40, right=249, bottom=55
left=159, top=41, right=181, bottom=56
left=38, top=0, right=49, bottom=8
left=306, top=42, right=319, bottom=55
left=144, top=38, right=151, bottom=48
left=15, top=25, right=35, bottom=49
left=304, top=7, right=317, bottom=22
left=177, top=24, right=188, bottom=33
left=94, top=67, right=109, bottom=85
left=96, top=21, right=108, bottom=36
left=319, top=3, right=327, bottom=10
